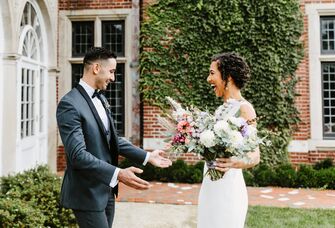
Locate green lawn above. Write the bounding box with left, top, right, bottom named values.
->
left=246, top=206, right=335, bottom=228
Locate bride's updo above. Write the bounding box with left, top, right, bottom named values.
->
left=211, top=52, right=250, bottom=89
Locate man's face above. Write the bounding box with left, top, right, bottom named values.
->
left=94, top=58, right=117, bottom=90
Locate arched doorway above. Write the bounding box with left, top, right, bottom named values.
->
left=16, top=1, right=48, bottom=171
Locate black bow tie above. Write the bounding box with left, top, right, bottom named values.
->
left=92, top=90, right=103, bottom=99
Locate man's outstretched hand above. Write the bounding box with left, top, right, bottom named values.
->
left=148, top=150, right=172, bottom=168
left=118, top=167, right=150, bottom=190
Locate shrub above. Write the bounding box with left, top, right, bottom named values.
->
left=0, top=197, right=46, bottom=227
left=314, top=158, right=333, bottom=170
left=296, top=165, right=318, bottom=188
left=252, top=164, right=276, bottom=186
left=273, top=164, right=297, bottom=187
left=315, top=168, right=335, bottom=189
left=0, top=165, right=76, bottom=227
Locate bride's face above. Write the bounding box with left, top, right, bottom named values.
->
left=207, top=61, right=226, bottom=97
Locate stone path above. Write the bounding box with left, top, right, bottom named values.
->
left=117, top=182, right=335, bottom=209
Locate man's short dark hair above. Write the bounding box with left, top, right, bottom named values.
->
left=83, top=47, right=117, bottom=66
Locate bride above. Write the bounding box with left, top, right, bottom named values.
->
left=197, top=52, right=260, bottom=228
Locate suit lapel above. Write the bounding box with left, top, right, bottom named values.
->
left=75, top=84, right=110, bottom=148
left=99, top=94, right=119, bottom=154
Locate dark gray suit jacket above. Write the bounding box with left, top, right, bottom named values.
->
left=57, top=84, right=147, bottom=211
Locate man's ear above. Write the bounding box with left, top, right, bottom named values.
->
left=92, top=63, right=100, bottom=75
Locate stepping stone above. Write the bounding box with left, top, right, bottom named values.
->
left=278, top=197, right=290, bottom=201
left=326, top=193, right=335, bottom=197
left=176, top=191, right=183, bottom=194
left=293, top=201, right=305, bottom=206
left=288, top=190, right=299, bottom=195
left=184, top=202, right=192, bottom=205
left=260, top=188, right=273, bottom=193
left=260, top=194, right=274, bottom=199
left=307, top=195, right=315, bottom=200
left=148, top=200, right=155, bottom=203
left=177, top=199, right=184, bottom=202
left=279, top=194, right=286, bottom=197
left=168, top=183, right=179, bottom=188
left=181, top=187, right=192, bottom=190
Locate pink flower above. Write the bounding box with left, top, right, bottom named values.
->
left=177, top=120, right=191, bottom=133
left=172, top=133, right=186, bottom=144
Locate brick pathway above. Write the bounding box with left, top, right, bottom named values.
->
left=117, top=182, right=335, bottom=209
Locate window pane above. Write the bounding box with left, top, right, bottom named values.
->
left=71, top=64, right=83, bottom=88
left=102, top=21, right=125, bottom=57
left=322, top=62, right=335, bottom=138
left=72, top=21, right=94, bottom=57
left=321, top=17, right=335, bottom=54
left=105, top=63, right=125, bottom=136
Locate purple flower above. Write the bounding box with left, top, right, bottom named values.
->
left=240, top=123, right=249, bottom=137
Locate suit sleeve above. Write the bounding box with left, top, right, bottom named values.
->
left=57, top=98, right=116, bottom=186
left=118, top=137, right=147, bottom=165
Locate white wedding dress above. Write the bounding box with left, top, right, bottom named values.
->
left=197, top=163, right=248, bottom=228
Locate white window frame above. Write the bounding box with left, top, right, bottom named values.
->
left=293, top=3, right=335, bottom=152
left=16, top=0, right=48, bottom=170
left=59, top=9, right=135, bottom=139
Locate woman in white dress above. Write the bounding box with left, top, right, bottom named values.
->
left=197, top=52, right=260, bottom=228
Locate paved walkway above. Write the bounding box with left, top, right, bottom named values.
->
left=116, top=182, right=335, bottom=209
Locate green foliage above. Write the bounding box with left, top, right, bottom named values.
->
left=296, top=165, right=318, bottom=188
left=273, top=164, right=297, bottom=187
left=120, top=158, right=334, bottom=188
left=246, top=206, right=335, bottom=228
left=140, top=0, right=304, bottom=166
left=244, top=159, right=335, bottom=189
left=0, top=165, right=76, bottom=227
left=119, top=158, right=204, bottom=183
left=0, top=197, right=46, bottom=227
left=313, top=158, right=333, bottom=170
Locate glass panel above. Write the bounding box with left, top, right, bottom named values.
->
left=71, top=64, right=84, bottom=88
left=102, top=21, right=125, bottom=57
left=105, top=63, right=125, bottom=136
left=322, top=62, right=335, bottom=138
left=72, top=21, right=94, bottom=57
left=321, top=17, right=335, bottom=54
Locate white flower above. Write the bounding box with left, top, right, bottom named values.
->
left=199, top=130, right=216, bottom=148
left=214, top=120, right=230, bottom=136
left=247, top=125, right=257, bottom=137
left=229, top=130, right=244, bottom=147
left=229, top=117, right=244, bottom=127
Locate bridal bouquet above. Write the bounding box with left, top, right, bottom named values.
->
left=158, top=97, right=265, bottom=181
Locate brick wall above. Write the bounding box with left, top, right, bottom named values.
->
left=141, top=0, right=335, bottom=166
left=143, top=103, right=166, bottom=138
left=290, top=151, right=335, bottom=164
left=58, top=0, right=132, bottom=10
left=57, top=146, right=66, bottom=172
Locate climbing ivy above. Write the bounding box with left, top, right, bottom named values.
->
left=140, top=0, right=304, bottom=166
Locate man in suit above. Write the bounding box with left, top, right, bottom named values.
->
left=57, top=47, right=172, bottom=227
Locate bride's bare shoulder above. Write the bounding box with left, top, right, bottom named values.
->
left=240, top=100, right=256, bottom=122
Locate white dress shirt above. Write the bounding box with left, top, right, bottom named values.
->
left=79, top=80, right=150, bottom=188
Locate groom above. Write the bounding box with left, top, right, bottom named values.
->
left=57, top=47, right=172, bottom=227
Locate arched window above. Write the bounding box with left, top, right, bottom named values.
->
left=17, top=1, right=47, bottom=170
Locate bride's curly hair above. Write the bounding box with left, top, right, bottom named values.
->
left=211, top=52, right=250, bottom=89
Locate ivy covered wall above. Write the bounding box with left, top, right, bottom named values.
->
left=140, top=0, right=304, bottom=165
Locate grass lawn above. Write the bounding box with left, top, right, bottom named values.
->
left=246, top=206, right=335, bottom=228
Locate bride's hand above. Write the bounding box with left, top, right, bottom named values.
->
left=214, top=158, right=238, bottom=173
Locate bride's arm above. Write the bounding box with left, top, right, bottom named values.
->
left=215, top=102, right=260, bottom=172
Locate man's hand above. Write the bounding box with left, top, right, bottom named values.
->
left=118, top=167, right=150, bottom=190
left=148, top=150, right=172, bottom=168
